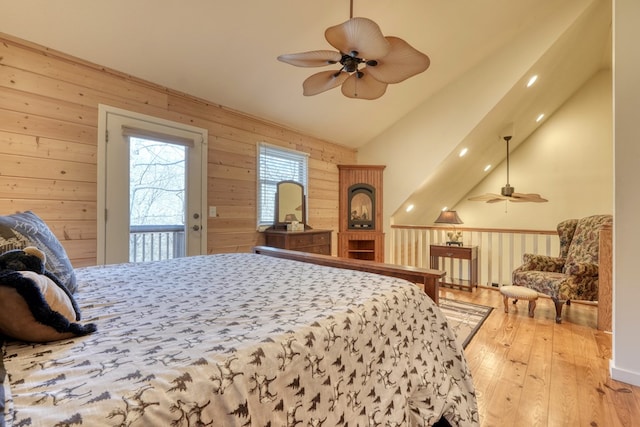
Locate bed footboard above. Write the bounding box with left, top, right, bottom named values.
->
left=253, top=245, right=445, bottom=304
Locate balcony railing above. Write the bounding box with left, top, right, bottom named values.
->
left=129, top=225, right=185, bottom=262
left=390, top=225, right=557, bottom=288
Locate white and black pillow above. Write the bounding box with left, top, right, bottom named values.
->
left=0, top=211, right=77, bottom=294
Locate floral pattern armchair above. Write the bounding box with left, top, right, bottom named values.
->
left=512, top=214, right=613, bottom=323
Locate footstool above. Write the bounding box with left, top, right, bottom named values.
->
left=499, top=285, right=539, bottom=317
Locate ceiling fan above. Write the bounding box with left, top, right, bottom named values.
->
left=277, top=0, right=430, bottom=100
left=468, top=136, right=548, bottom=203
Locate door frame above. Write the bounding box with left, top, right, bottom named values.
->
left=97, top=104, right=208, bottom=265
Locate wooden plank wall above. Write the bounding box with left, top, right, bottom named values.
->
left=0, top=34, right=356, bottom=267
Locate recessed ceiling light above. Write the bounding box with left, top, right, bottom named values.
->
left=536, top=113, right=545, bottom=122
left=459, top=148, right=468, bottom=157
left=442, top=207, right=448, bottom=211
left=527, top=75, right=538, bottom=87
left=484, top=164, right=492, bottom=172
left=406, top=204, right=414, bottom=212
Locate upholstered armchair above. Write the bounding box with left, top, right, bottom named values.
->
left=512, top=214, right=613, bottom=323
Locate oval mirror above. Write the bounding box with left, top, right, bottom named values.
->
left=273, top=180, right=307, bottom=229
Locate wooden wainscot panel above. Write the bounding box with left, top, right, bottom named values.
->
left=0, top=200, right=96, bottom=220
left=0, top=109, right=97, bottom=145
left=0, top=84, right=98, bottom=127
left=0, top=177, right=97, bottom=201
left=0, top=131, right=97, bottom=164
left=3, top=153, right=96, bottom=183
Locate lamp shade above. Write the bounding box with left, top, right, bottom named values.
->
left=434, top=210, right=463, bottom=225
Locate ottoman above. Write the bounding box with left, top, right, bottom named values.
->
left=499, top=285, right=539, bottom=317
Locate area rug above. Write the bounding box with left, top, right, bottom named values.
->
left=439, top=298, right=493, bottom=349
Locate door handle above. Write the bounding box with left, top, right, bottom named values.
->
left=192, top=225, right=200, bottom=231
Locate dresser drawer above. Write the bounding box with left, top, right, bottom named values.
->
left=290, top=233, right=315, bottom=247
left=264, top=229, right=332, bottom=255
left=430, top=245, right=476, bottom=259
left=312, top=233, right=330, bottom=245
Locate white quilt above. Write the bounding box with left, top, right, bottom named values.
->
left=1, top=253, right=478, bottom=426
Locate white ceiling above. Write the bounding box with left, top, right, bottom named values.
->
left=0, top=0, right=608, bottom=149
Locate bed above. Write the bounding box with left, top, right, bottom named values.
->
left=1, top=251, right=478, bottom=426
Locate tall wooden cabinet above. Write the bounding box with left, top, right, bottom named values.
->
left=337, top=165, right=385, bottom=262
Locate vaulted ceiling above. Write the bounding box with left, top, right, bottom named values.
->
left=0, top=0, right=608, bottom=149
left=1, top=0, right=611, bottom=226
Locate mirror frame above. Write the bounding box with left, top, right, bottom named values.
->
left=272, top=180, right=308, bottom=230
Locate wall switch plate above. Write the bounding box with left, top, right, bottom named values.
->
left=209, top=206, right=217, bottom=217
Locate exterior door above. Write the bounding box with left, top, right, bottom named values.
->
left=98, top=105, right=207, bottom=264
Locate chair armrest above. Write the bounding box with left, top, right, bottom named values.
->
left=518, top=253, right=565, bottom=273
left=564, top=262, right=599, bottom=277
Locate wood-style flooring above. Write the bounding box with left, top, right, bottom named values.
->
left=441, top=286, right=640, bottom=427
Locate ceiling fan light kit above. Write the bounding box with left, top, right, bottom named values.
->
left=468, top=136, right=548, bottom=204
left=277, top=2, right=430, bottom=100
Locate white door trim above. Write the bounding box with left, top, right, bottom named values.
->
left=97, top=104, right=208, bottom=264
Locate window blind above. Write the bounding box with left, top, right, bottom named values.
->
left=257, top=143, right=308, bottom=228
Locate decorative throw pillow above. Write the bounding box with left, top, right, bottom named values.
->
left=0, top=270, right=96, bottom=342
left=0, top=211, right=77, bottom=293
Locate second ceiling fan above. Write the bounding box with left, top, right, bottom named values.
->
left=468, top=136, right=548, bottom=203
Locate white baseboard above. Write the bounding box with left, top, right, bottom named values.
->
left=610, top=359, right=640, bottom=387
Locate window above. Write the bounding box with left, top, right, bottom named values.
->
left=257, top=142, right=308, bottom=229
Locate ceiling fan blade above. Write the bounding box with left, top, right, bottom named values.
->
left=487, top=198, right=508, bottom=203
left=325, top=17, right=390, bottom=60
left=511, top=193, right=549, bottom=203
left=366, top=37, right=430, bottom=84
left=341, top=70, right=388, bottom=100
left=302, top=70, right=349, bottom=96
left=277, top=50, right=342, bottom=67
left=468, top=193, right=504, bottom=202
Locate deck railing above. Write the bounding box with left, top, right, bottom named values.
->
left=129, top=225, right=185, bottom=262
left=390, top=225, right=557, bottom=288
left=127, top=223, right=557, bottom=282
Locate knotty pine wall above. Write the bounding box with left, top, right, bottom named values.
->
left=0, top=34, right=356, bottom=267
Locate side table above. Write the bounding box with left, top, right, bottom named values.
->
left=429, top=244, right=478, bottom=291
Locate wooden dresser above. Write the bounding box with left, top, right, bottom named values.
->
left=264, top=229, right=332, bottom=255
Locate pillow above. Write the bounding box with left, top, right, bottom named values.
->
left=0, top=211, right=77, bottom=293
left=0, top=270, right=96, bottom=342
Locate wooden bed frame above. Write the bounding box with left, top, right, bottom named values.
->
left=253, top=246, right=445, bottom=304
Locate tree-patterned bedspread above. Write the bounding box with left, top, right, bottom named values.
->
left=1, top=253, right=478, bottom=426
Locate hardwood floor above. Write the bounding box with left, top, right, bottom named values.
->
left=441, top=286, right=640, bottom=427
